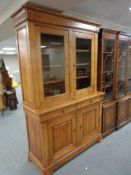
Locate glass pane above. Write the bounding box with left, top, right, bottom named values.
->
left=128, top=41, right=131, bottom=92
left=117, top=40, right=127, bottom=97
left=103, top=39, right=114, bottom=101
left=41, top=33, right=65, bottom=97
left=76, top=38, right=91, bottom=90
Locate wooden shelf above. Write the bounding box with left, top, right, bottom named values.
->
left=76, top=50, right=90, bottom=53
left=76, top=63, right=90, bottom=66
left=118, top=66, right=125, bottom=68
left=77, top=75, right=90, bottom=80
left=43, top=65, right=64, bottom=68
left=44, top=79, right=64, bottom=85
left=104, top=51, right=113, bottom=54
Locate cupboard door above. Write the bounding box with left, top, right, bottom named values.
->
left=77, top=103, right=100, bottom=144
left=128, top=41, right=131, bottom=93
left=117, top=40, right=128, bottom=97
left=36, top=26, right=69, bottom=103
left=128, top=96, right=131, bottom=121
left=102, top=102, right=116, bottom=137
left=72, top=32, right=96, bottom=96
left=47, top=111, right=76, bottom=161
left=117, top=98, right=128, bottom=128
left=103, top=39, right=115, bottom=101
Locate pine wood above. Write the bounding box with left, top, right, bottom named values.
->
left=12, top=4, right=103, bottom=175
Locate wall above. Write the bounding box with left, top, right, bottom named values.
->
left=1, top=54, right=20, bottom=83
left=2, top=54, right=19, bottom=76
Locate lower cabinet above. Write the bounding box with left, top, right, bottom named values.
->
left=102, top=102, right=116, bottom=137
left=46, top=102, right=101, bottom=163
left=26, top=99, right=102, bottom=175
left=117, top=97, right=128, bottom=129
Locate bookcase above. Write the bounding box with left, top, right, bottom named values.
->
left=98, top=29, right=131, bottom=137
left=12, top=4, right=103, bottom=175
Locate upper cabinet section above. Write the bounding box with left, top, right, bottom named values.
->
left=12, top=4, right=100, bottom=108
left=98, top=29, right=131, bottom=104
left=98, top=29, right=117, bottom=102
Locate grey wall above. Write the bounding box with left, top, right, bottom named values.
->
left=2, top=54, right=19, bottom=76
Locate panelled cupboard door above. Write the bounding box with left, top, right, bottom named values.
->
left=102, top=102, right=116, bottom=135
left=77, top=103, right=100, bottom=144
left=72, top=31, right=96, bottom=97
left=117, top=98, right=128, bottom=127
left=36, top=26, right=70, bottom=105
left=47, top=111, right=76, bottom=161
left=128, top=97, right=131, bottom=121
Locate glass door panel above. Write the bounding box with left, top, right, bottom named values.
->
left=41, top=33, right=65, bottom=97
left=76, top=38, right=91, bottom=90
left=128, top=41, right=131, bottom=93
left=103, top=39, right=115, bottom=101
left=117, top=40, right=128, bottom=97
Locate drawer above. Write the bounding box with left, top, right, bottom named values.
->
left=76, top=97, right=101, bottom=109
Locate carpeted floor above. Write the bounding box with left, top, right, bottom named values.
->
left=0, top=86, right=131, bottom=175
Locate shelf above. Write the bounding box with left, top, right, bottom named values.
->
left=104, top=84, right=112, bottom=88
left=43, top=65, right=64, bottom=68
left=44, top=79, right=64, bottom=85
left=118, top=66, right=125, bottom=68
left=76, top=63, right=90, bottom=66
left=77, top=75, right=90, bottom=80
left=76, top=50, right=90, bottom=53
left=104, top=51, right=113, bottom=54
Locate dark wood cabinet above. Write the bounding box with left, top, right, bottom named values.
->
left=98, top=29, right=131, bottom=137
left=128, top=96, right=131, bottom=121
left=98, top=29, right=117, bottom=137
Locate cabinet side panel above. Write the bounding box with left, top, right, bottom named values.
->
left=17, top=27, right=33, bottom=105
left=128, top=97, right=131, bottom=121
left=26, top=111, right=42, bottom=161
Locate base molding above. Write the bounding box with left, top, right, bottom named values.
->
left=29, top=134, right=101, bottom=175
left=102, top=127, right=116, bottom=138
left=116, top=121, right=129, bottom=130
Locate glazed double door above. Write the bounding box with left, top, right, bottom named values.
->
left=35, top=26, right=97, bottom=106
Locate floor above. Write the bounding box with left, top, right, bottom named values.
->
left=0, top=86, right=131, bottom=175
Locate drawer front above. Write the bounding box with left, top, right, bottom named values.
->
left=77, top=97, right=101, bottom=109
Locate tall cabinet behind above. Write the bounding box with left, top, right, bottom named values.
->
left=98, top=29, right=131, bottom=137
left=12, top=4, right=103, bottom=175
left=98, top=29, right=117, bottom=137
